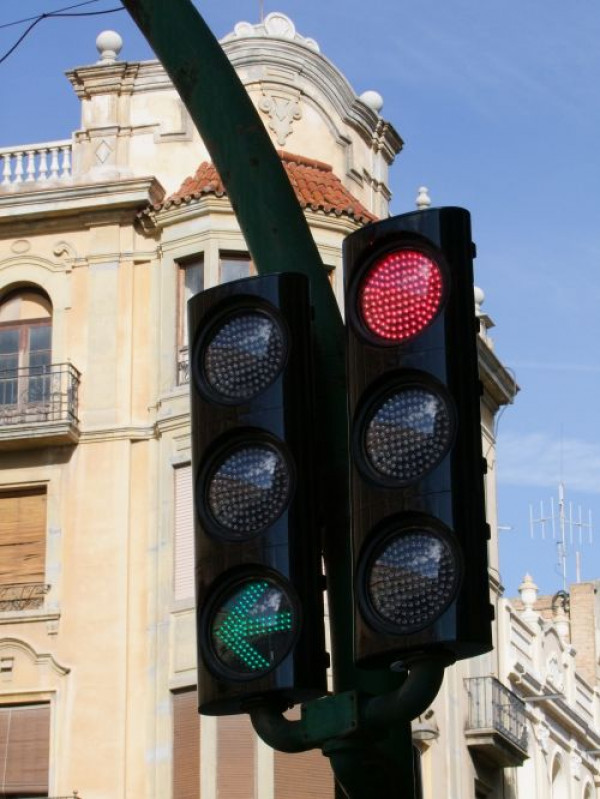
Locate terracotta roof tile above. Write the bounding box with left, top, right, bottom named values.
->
left=155, top=150, right=376, bottom=224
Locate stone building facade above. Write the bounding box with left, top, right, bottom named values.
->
left=2, top=11, right=592, bottom=799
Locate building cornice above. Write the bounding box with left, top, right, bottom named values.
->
left=0, top=177, right=165, bottom=228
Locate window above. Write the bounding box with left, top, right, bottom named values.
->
left=174, top=465, right=194, bottom=602
left=172, top=688, right=200, bottom=799
left=177, top=257, right=204, bottom=385
left=0, top=703, right=50, bottom=797
left=0, top=290, right=52, bottom=410
left=0, top=488, right=47, bottom=611
left=219, top=252, right=254, bottom=284
left=217, top=715, right=255, bottom=798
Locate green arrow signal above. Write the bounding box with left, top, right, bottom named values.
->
left=213, top=581, right=294, bottom=672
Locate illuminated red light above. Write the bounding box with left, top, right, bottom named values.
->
left=359, top=249, right=444, bottom=341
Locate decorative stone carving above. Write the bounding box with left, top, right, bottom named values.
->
left=95, top=140, right=113, bottom=165
left=546, top=652, right=565, bottom=691
left=535, top=722, right=550, bottom=753
left=223, top=13, right=320, bottom=52
left=259, top=93, right=302, bottom=146
left=10, top=239, right=31, bottom=254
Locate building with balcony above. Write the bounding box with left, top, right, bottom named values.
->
left=1, top=11, right=581, bottom=799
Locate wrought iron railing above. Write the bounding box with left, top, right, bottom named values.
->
left=0, top=362, right=80, bottom=426
left=0, top=582, right=50, bottom=611
left=465, top=676, right=528, bottom=752
left=178, top=347, right=190, bottom=385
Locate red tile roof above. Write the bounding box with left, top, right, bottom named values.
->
left=156, top=151, right=376, bottom=224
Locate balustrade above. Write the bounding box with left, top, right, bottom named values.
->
left=0, top=140, right=72, bottom=187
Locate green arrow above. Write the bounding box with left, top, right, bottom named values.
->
left=214, top=582, right=294, bottom=671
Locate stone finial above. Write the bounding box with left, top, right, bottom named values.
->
left=552, top=590, right=571, bottom=641
left=96, top=30, right=123, bottom=64
left=360, top=91, right=384, bottom=114
left=519, top=573, right=539, bottom=622
left=474, top=286, right=485, bottom=317
left=416, top=186, right=431, bottom=210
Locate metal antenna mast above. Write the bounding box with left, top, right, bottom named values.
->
left=530, top=482, right=593, bottom=591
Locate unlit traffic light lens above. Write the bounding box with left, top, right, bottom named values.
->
left=366, top=527, right=460, bottom=633
left=203, top=311, right=285, bottom=401
left=359, top=250, right=443, bottom=341
left=209, top=577, right=297, bottom=677
left=364, top=385, right=453, bottom=482
left=207, top=444, right=291, bottom=539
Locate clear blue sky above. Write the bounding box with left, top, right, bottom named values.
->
left=2, top=1, right=599, bottom=597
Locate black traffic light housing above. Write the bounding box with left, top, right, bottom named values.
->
left=189, top=273, right=327, bottom=715
left=344, top=207, right=492, bottom=669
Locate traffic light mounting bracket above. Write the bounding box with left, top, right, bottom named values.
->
left=249, top=655, right=447, bottom=750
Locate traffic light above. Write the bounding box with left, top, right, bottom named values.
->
left=189, top=272, right=328, bottom=715
left=344, top=206, right=492, bottom=669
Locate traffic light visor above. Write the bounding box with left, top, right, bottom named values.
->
left=358, top=248, right=444, bottom=342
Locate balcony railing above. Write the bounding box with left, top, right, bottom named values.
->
left=0, top=582, right=50, bottom=612
left=465, top=676, right=528, bottom=767
left=0, top=362, right=80, bottom=427
left=178, top=347, right=190, bottom=385
left=0, top=139, right=72, bottom=187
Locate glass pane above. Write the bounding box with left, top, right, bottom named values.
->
left=184, top=260, right=204, bottom=302
left=0, top=328, right=19, bottom=356
left=29, top=325, right=51, bottom=353
left=220, top=256, right=251, bottom=284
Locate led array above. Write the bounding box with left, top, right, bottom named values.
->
left=211, top=580, right=295, bottom=674
left=359, top=250, right=443, bottom=342
left=204, top=312, right=285, bottom=400
left=367, top=531, right=457, bottom=631
left=208, top=445, right=290, bottom=536
left=365, top=387, right=452, bottom=481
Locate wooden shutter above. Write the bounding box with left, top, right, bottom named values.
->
left=173, top=688, right=200, bottom=799
left=0, top=488, right=46, bottom=584
left=174, top=466, right=194, bottom=601
left=274, top=707, right=334, bottom=799
left=217, top=714, right=255, bottom=798
left=0, top=703, right=50, bottom=795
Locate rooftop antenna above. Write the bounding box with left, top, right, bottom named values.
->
left=529, top=482, right=593, bottom=591
left=259, top=0, right=265, bottom=22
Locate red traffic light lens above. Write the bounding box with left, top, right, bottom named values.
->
left=359, top=249, right=443, bottom=341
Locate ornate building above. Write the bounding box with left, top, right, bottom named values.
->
left=2, top=11, right=593, bottom=799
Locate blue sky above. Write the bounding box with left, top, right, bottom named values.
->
left=1, top=1, right=599, bottom=597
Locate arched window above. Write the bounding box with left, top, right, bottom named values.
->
left=0, top=288, right=52, bottom=407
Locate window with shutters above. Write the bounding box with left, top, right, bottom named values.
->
left=0, top=488, right=49, bottom=611
left=0, top=702, right=50, bottom=797
left=174, top=465, right=194, bottom=603
left=177, top=256, right=204, bottom=385
left=172, top=688, right=200, bottom=799
left=217, top=715, right=255, bottom=798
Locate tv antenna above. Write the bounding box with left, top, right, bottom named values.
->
left=529, top=482, right=593, bottom=591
